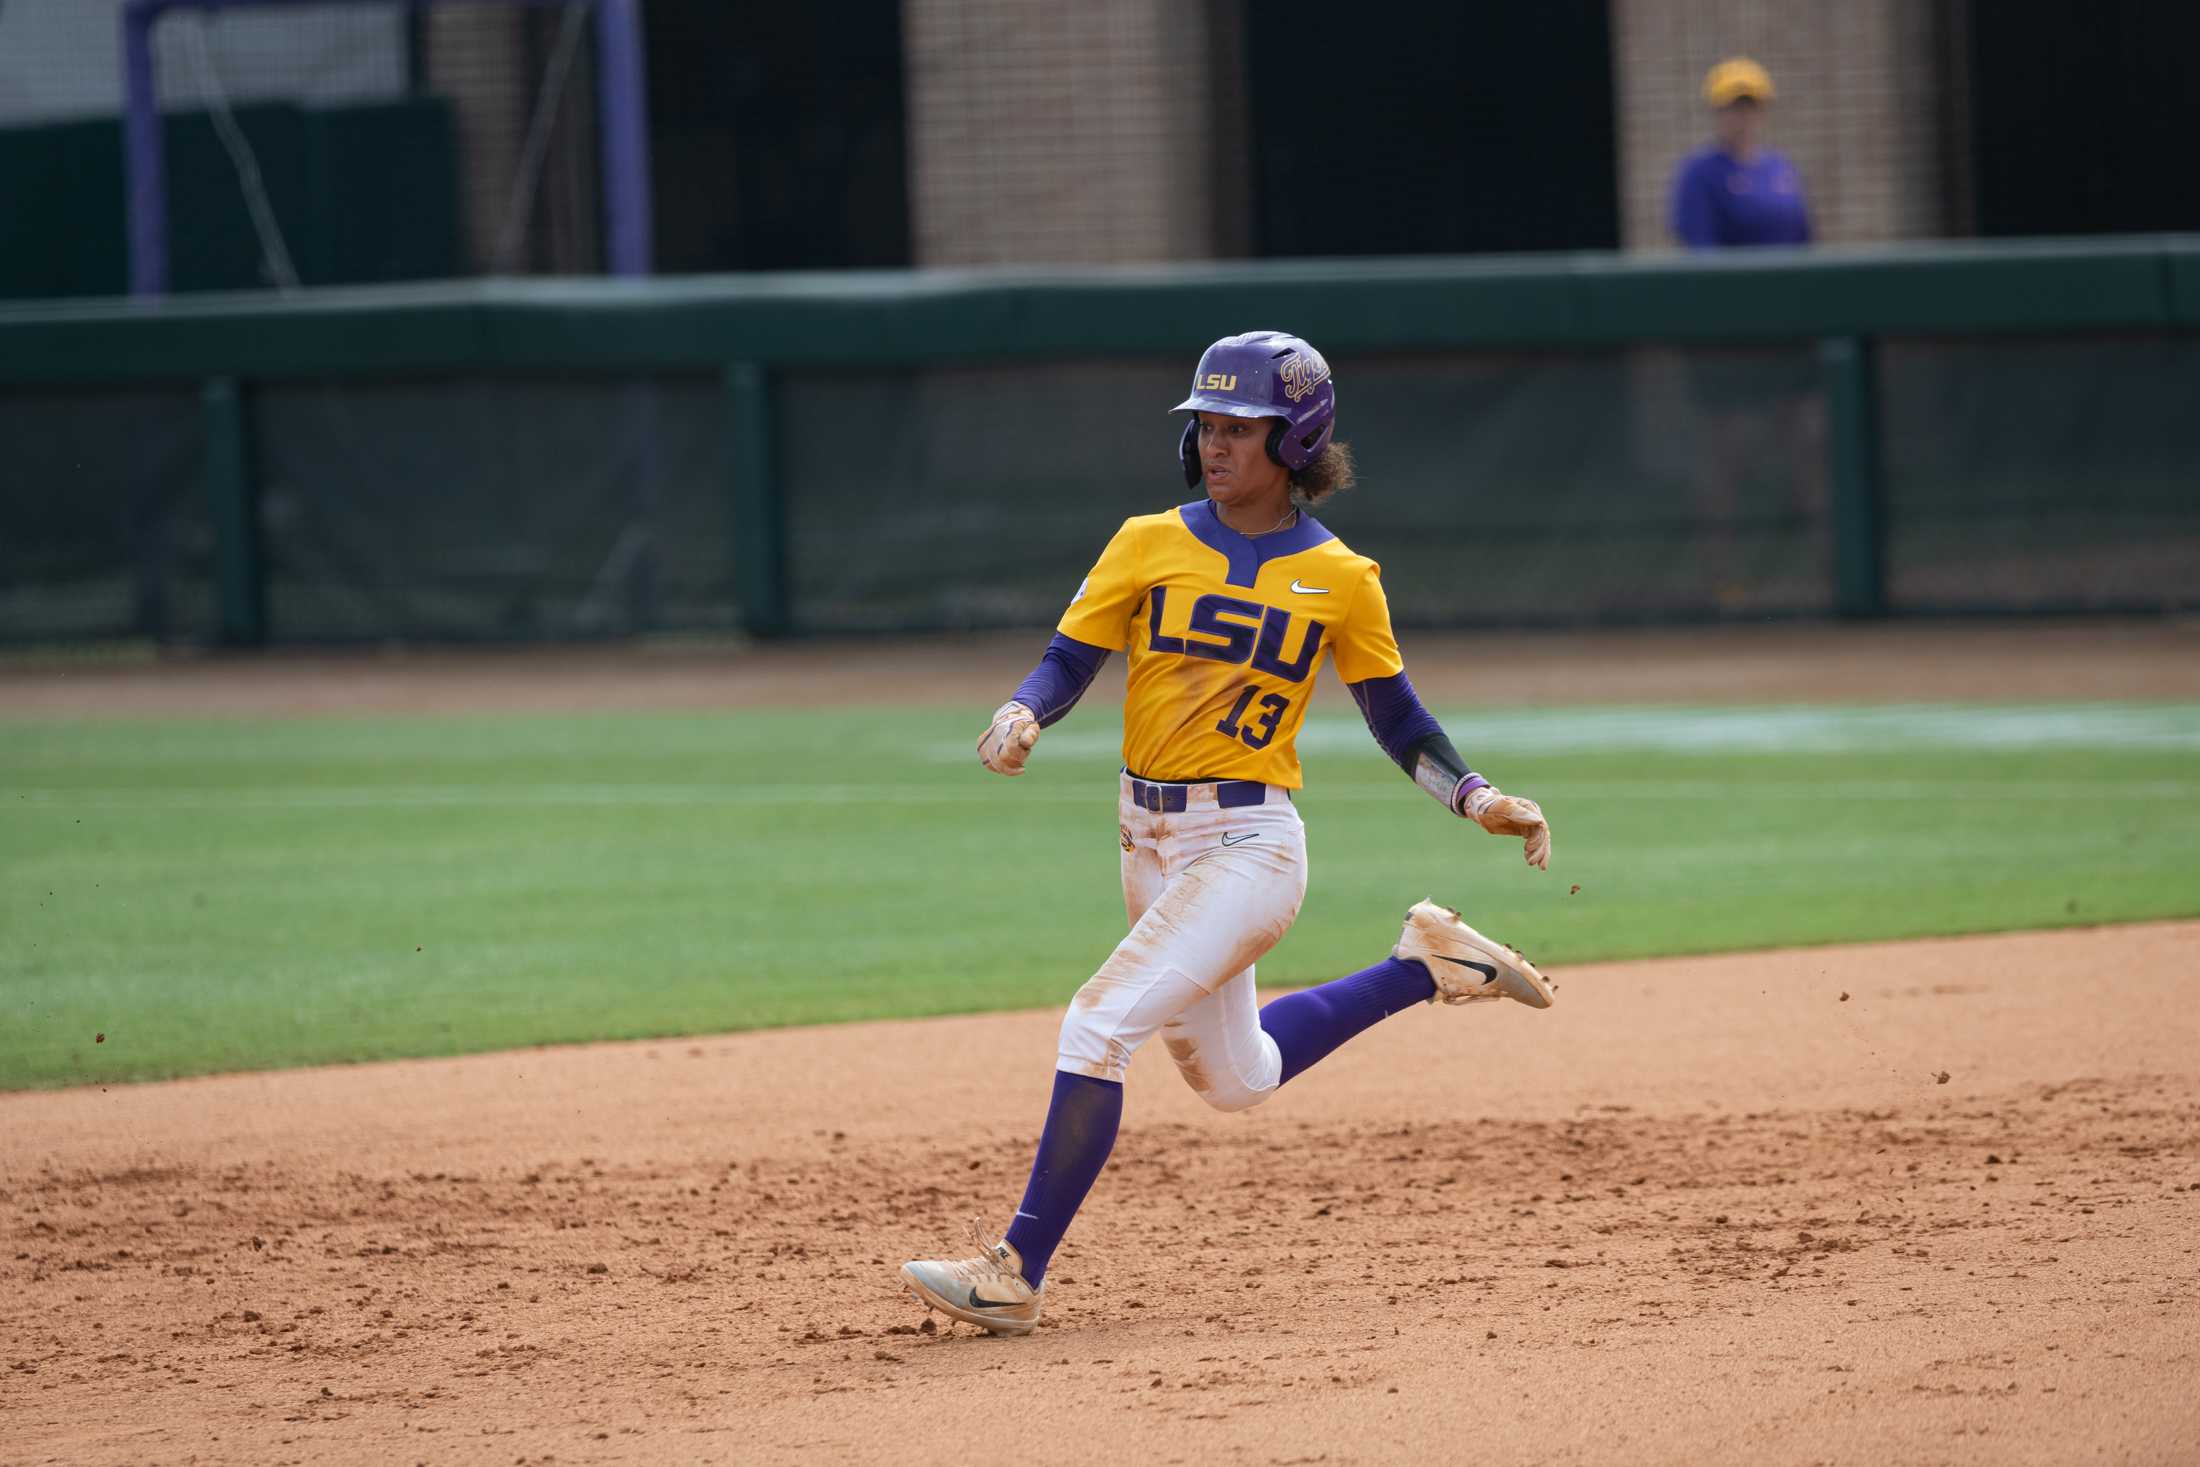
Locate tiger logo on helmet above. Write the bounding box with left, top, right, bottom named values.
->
left=1277, top=348, right=1331, bottom=404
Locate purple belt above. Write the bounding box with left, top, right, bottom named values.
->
left=1125, top=776, right=1271, bottom=814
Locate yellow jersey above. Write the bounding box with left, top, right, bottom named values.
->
left=1057, top=499, right=1404, bottom=789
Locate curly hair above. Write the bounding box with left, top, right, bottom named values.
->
left=1288, top=439, right=1356, bottom=507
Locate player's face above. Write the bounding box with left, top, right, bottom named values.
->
left=1196, top=412, right=1290, bottom=510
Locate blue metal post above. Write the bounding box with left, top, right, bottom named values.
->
left=593, top=0, right=654, bottom=276
left=122, top=0, right=173, bottom=296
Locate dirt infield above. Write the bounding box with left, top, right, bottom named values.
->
left=5, top=921, right=2197, bottom=1466
left=6, top=624, right=2198, bottom=1463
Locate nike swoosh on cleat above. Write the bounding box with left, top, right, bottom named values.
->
left=1433, top=954, right=1499, bottom=982
left=1290, top=579, right=1329, bottom=594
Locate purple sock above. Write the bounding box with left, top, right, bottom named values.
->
left=1001, top=1071, right=1122, bottom=1287
left=1259, top=956, right=1437, bottom=1084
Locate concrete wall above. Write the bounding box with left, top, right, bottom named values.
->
left=1611, top=0, right=1953, bottom=250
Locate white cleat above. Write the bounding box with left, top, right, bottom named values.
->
left=1394, top=899, right=1554, bottom=1008
left=900, top=1234, right=1042, bottom=1336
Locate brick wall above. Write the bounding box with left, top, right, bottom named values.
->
left=904, top=0, right=1953, bottom=264
left=1611, top=0, right=1952, bottom=249
left=425, top=5, right=605, bottom=274
left=901, top=0, right=1223, bottom=265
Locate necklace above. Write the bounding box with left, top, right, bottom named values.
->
left=1234, top=505, right=1299, bottom=539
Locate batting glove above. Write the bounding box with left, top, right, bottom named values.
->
left=976, top=700, right=1041, bottom=776
left=1463, top=784, right=1551, bottom=870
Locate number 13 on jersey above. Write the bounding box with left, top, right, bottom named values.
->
left=1216, top=686, right=1289, bottom=749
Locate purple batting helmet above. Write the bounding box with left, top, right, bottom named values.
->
left=1172, top=330, right=1336, bottom=489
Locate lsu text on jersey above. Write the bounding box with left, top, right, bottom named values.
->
left=1058, top=500, right=1404, bottom=789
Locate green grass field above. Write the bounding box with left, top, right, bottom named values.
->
left=4, top=702, right=2196, bottom=1091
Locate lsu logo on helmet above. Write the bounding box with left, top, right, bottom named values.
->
left=1278, top=350, right=1330, bottom=404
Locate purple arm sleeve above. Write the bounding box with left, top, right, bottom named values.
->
left=1348, top=671, right=1443, bottom=769
left=1348, top=671, right=1489, bottom=811
left=1011, top=633, right=1110, bottom=728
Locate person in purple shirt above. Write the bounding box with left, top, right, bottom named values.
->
left=1669, top=57, right=1811, bottom=249
left=1667, top=59, right=1823, bottom=608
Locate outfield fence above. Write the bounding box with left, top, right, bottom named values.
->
left=2, top=237, right=2196, bottom=645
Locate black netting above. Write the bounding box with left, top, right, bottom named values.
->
left=250, top=375, right=733, bottom=641
left=779, top=345, right=1833, bottom=633
left=781, top=360, right=1184, bottom=633
left=0, top=387, right=211, bottom=644
left=1880, top=335, right=2200, bottom=613
left=5, top=336, right=2192, bottom=648
left=1324, top=346, right=1830, bottom=624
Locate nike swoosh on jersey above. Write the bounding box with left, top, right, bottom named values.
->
left=1219, top=832, right=1260, bottom=847
left=1290, top=579, right=1329, bottom=594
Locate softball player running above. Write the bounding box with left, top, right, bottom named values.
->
left=902, top=331, right=1554, bottom=1335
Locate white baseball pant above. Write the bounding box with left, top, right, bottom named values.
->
left=1055, top=774, right=1308, bottom=1111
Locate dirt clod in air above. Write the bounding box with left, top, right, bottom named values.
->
left=1569, top=885, right=1581, bottom=896
left=1838, top=992, right=1849, bottom=1002
left=1935, top=1071, right=1951, bottom=1085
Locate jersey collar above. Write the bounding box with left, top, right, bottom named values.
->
left=1177, top=499, right=1336, bottom=589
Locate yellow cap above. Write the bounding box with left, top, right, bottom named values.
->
left=1702, top=57, right=1774, bottom=107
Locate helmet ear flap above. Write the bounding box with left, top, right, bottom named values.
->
left=1264, top=420, right=1289, bottom=469
left=1288, top=418, right=1334, bottom=469
left=1178, top=417, right=1202, bottom=488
